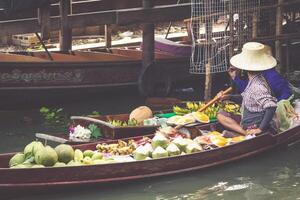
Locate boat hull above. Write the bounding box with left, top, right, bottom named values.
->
left=0, top=55, right=203, bottom=108
left=1, top=125, right=299, bottom=195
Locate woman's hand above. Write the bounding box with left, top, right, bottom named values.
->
left=246, top=128, right=262, bottom=135
left=216, top=91, right=229, bottom=101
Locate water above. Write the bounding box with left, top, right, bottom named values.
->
left=1, top=94, right=300, bottom=200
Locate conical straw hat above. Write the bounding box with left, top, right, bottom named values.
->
left=230, top=42, right=277, bottom=71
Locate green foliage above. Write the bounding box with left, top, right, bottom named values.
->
left=39, top=107, right=69, bottom=128
left=88, top=124, right=102, bottom=139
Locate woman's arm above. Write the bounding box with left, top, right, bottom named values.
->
left=259, top=107, right=276, bottom=131
left=263, top=69, right=292, bottom=100
left=233, top=76, right=248, bottom=93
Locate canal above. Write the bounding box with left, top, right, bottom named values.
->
left=1, top=93, right=300, bottom=200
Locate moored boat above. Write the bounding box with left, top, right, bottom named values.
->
left=1, top=123, right=300, bottom=196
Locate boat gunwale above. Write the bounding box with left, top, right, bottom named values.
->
left=0, top=130, right=275, bottom=170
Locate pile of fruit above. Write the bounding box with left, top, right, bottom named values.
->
left=96, top=140, right=136, bottom=155
left=108, top=119, right=139, bottom=127
left=173, top=101, right=241, bottom=119
left=173, top=102, right=220, bottom=119
left=8, top=141, right=124, bottom=168
left=8, top=127, right=249, bottom=168
left=221, top=102, right=241, bottom=115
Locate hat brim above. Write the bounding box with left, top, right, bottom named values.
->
left=230, top=53, right=277, bottom=71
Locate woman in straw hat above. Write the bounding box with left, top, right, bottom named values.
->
left=217, top=42, right=278, bottom=135
left=228, top=44, right=292, bottom=101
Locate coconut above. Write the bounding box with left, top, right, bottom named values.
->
left=166, top=143, right=181, bottom=156
left=24, top=141, right=36, bottom=157
left=9, top=153, right=25, bottom=167
left=186, top=142, right=202, bottom=154
left=32, top=141, right=45, bottom=155
left=133, top=145, right=148, bottom=161
left=172, top=136, right=188, bottom=152
left=152, top=146, right=169, bottom=159
left=83, top=150, right=94, bottom=158
left=129, top=106, right=153, bottom=124
left=74, top=149, right=84, bottom=162
left=143, top=143, right=153, bottom=157
left=91, top=152, right=103, bottom=160
left=151, top=133, right=169, bottom=149
left=34, top=146, right=58, bottom=167
left=55, top=144, right=75, bottom=164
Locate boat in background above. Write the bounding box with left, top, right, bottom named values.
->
left=0, top=38, right=228, bottom=109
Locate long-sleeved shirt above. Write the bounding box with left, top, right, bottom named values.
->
left=233, top=68, right=292, bottom=101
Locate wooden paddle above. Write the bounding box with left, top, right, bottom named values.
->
left=198, top=87, right=233, bottom=112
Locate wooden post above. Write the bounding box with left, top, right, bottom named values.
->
left=38, top=1, right=51, bottom=40
left=59, top=0, right=72, bottom=52
left=105, top=25, right=112, bottom=49
left=252, top=11, right=258, bottom=40
left=229, top=0, right=234, bottom=58
left=142, top=0, right=155, bottom=68
left=204, top=0, right=212, bottom=101
left=138, top=0, right=155, bottom=96
left=275, top=0, right=283, bottom=73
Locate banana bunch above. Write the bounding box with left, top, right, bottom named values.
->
left=203, top=104, right=220, bottom=119
left=96, top=139, right=136, bottom=155
left=222, top=103, right=241, bottom=115
left=173, top=105, right=191, bottom=116
left=109, top=119, right=138, bottom=127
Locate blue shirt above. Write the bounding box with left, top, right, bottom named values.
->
left=233, top=68, right=292, bottom=101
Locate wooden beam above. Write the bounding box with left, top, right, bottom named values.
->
left=116, top=3, right=191, bottom=25
left=105, top=25, right=112, bottom=49
left=139, top=0, right=155, bottom=96
left=38, top=2, right=51, bottom=40
left=69, top=10, right=116, bottom=28
left=59, top=0, right=72, bottom=52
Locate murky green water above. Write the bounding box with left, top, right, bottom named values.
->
left=1, top=94, right=300, bottom=200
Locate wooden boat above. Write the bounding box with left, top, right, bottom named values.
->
left=36, top=108, right=175, bottom=145
left=1, top=123, right=300, bottom=196
left=0, top=39, right=203, bottom=108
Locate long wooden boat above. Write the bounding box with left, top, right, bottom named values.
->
left=1, top=123, right=300, bottom=196
left=0, top=40, right=200, bottom=108
left=35, top=108, right=177, bottom=145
